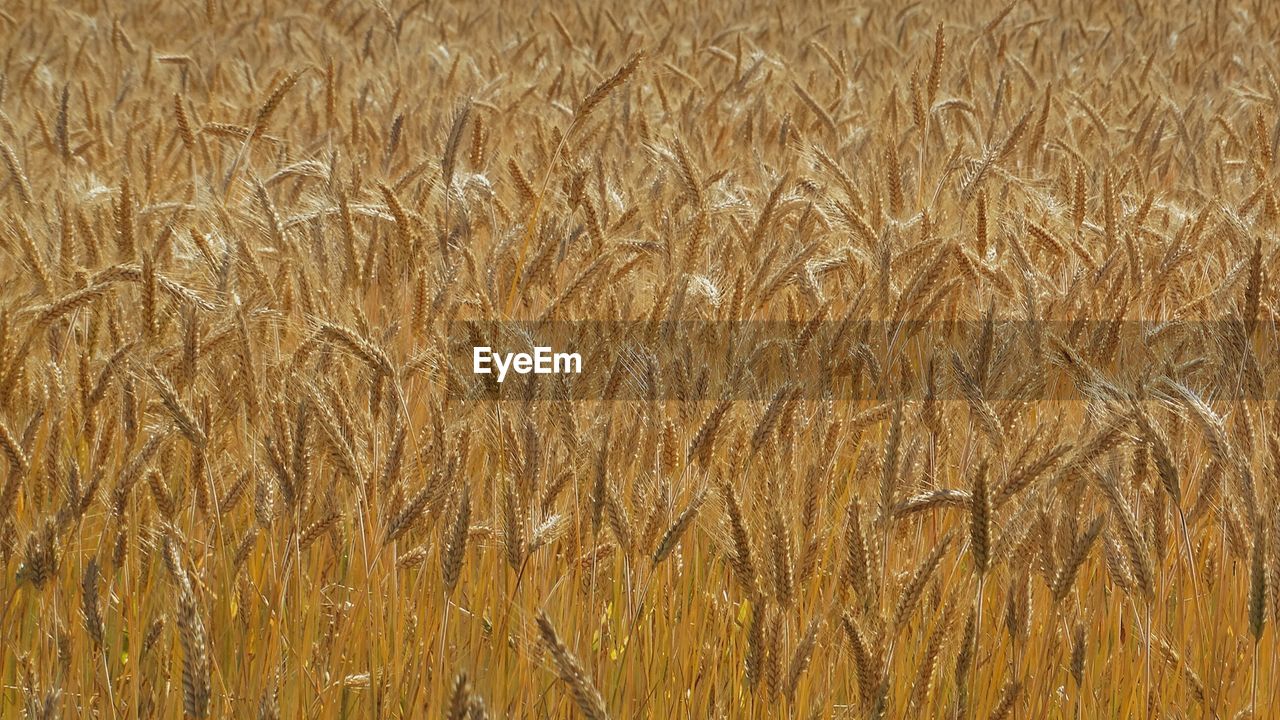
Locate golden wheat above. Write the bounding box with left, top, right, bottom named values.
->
left=2, top=1, right=1280, bottom=718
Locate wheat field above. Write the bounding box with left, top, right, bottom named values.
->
left=1, top=0, right=1279, bottom=717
